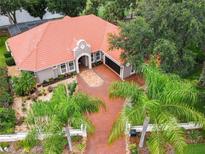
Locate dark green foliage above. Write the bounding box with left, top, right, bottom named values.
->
left=0, top=91, right=13, bottom=107
left=83, top=0, right=101, bottom=15
left=0, top=0, right=21, bottom=24
left=99, top=0, right=135, bottom=23
left=47, top=0, right=87, bottom=16
left=109, top=17, right=154, bottom=71
left=5, top=57, right=15, bottom=66
left=4, top=52, right=11, bottom=58
left=0, top=108, right=16, bottom=134
left=22, top=0, right=47, bottom=19
left=199, top=62, right=205, bottom=87
left=0, top=67, right=13, bottom=107
left=12, top=72, right=36, bottom=96
left=110, top=0, right=205, bottom=76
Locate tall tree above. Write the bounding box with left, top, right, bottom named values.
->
left=110, top=0, right=205, bottom=76
left=99, top=0, right=136, bottom=23
left=22, top=0, right=47, bottom=20
left=47, top=0, right=87, bottom=16
left=109, top=17, right=154, bottom=71
left=0, top=0, right=21, bottom=24
left=108, top=64, right=205, bottom=153
left=25, top=83, right=104, bottom=153
left=83, top=0, right=101, bottom=15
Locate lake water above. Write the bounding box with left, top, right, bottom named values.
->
left=0, top=9, right=63, bottom=26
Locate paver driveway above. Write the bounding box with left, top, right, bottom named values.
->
left=77, top=65, right=143, bottom=154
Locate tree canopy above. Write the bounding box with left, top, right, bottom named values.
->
left=22, top=0, right=47, bottom=19
left=47, top=0, right=87, bottom=16
left=110, top=0, right=205, bottom=77
left=0, top=0, right=21, bottom=24
left=98, top=0, right=136, bottom=23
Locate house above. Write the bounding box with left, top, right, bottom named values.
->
left=6, top=15, right=135, bottom=83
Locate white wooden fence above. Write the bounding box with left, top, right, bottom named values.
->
left=125, top=122, right=202, bottom=135
left=0, top=125, right=87, bottom=143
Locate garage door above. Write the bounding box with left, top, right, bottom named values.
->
left=105, top=56, right=120, bottom=75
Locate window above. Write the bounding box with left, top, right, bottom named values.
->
left=131, top=65, right=135, bottom=74
left=69, top=61, right=75, bottom=71
left=91, top=53, right=94, bottom=62
left=96, top=52, right=101, bottom=61
left=60, top=63, right=67, bottom=74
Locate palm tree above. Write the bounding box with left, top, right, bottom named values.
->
left=24, top=82, right=105, bottom=154
left=108, top=64, right=205, bottom=153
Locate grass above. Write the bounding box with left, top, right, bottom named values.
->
left=0, top=36, right=8, bottom=67
left=184, top=144, right=205, bottom=154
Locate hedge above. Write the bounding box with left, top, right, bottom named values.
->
left=4, top=52, right=11, bottom=58
left=5, top=57, right=15, bottom=66
left=0, top=67, right=13, bottom=107
left=0, top=108, right=16, bottom=134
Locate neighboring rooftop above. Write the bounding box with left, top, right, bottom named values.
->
left=7, top=15, right=122, bottom=72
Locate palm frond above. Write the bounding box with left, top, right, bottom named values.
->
left=163, top=102, right=205, bottom=128
left=109, top=81, right=143, bottom=101
left=148, top=114, right=186, bottom=154
left=108, top=108, right=127, bottom=144
left=74, top=92, right=106, bottom=113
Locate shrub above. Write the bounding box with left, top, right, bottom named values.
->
left=4, top=52, right=11, bottom=58
left=0, top=91, right=13, bottom=107
left=0, top=67, right=13, bottom=107
left=67, top=81, right=77, bottom=96
left=0, top=108, right=16, bottom=134
left=5, top=57, right=15, bottom=66
left=12, top=72, right=36, bottom=96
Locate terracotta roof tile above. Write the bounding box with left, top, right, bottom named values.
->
left=8, top=15, right=123, bottom=71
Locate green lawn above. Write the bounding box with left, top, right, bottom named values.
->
left=0, top=36, right=8, bottom=67
left=184, top=144, right=205, bottom=154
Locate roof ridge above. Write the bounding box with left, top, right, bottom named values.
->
left=34, top=23, right=51, bottom=70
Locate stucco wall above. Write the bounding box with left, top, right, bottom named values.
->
left=74, top=40, right=91, bottom=58
left=122, top=64, right=135, bottom=79
left=35, top=60, right=76, bottom=83
left=35, top=67, right=55, bottom=83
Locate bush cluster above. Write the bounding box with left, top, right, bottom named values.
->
left=0, top=67, right=13, bottom=107
left=0, top=108, right=16, bottom=134
left=4, top=52, right=15, bottom=66
left=12, top=72, right=36, bottom=96
left=0, top=68, right=15, bottom=134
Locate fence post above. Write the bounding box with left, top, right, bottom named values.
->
left=81, top=124, right=87, bottom=138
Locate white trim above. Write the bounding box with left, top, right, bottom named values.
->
left=104, top=53, right=122, bottom=66
left=104, top=63, right=123, bottom=80
left=95, top=51, right=101, bottom=62
left=5, top=41, right=10, bottom=51
left=60, top=63, right=68, bottom=74
left=120, top=65, right=124, bottom=80
left=76, top=53, right=92, bottom=73
left=68, top=61, right=75, bottom=72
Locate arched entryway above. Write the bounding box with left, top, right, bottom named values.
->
left=76, top=53, right=92, bottom=73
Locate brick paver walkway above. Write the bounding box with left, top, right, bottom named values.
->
left=77, top=65, right=144, bottom=154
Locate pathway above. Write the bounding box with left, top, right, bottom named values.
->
left=77, top=65, right=143, bottom=154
